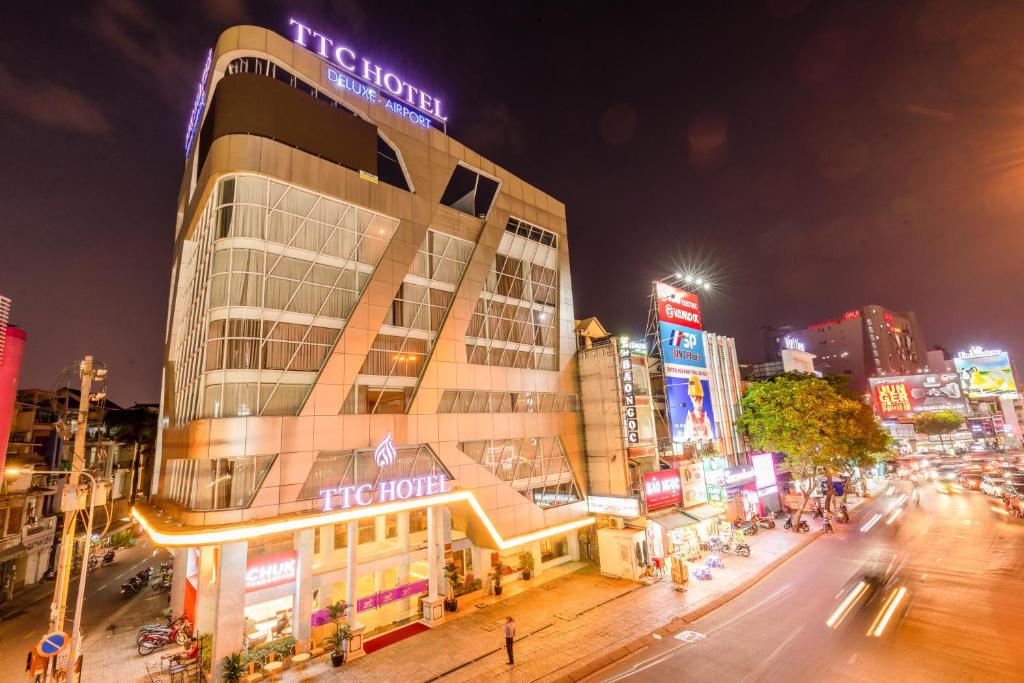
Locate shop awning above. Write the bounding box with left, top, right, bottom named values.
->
left=683, top=504, right=725, bottom=523
left=647, top=507, right=692, bottom=531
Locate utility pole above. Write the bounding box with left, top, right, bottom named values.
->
left=47, top=356, right=104, bottom=681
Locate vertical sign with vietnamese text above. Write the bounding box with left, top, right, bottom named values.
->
left=619, top=338, right=639, bottom=447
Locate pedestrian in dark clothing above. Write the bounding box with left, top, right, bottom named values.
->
left=504, top=616, right=516, bottom=665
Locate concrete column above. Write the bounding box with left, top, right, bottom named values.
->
left=375, top=514, right=387, bottom=544
left=318, top=524, right=334, bottom=569
left=170, top=547, right=189, bottom=619
left=398, top=511, right=411, bottom=613
left=568, top=531, right=581, bottom=561
left=530, top=542, right=543, bottom=577
left=421, top=505, right=444, bottom=626
left=194, top=545, right=219, bottom=636
left=294, top=528, right=314, bottom=645
left=211, top=541, right=247, bottom=683
left=344, top=519, right=365, bottom=661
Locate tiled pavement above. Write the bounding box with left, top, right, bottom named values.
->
left=78, top=486, right=880, bottom=683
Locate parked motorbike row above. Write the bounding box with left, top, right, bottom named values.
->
left=152, top=561, right=173, bottom=594
left=121, top=567, right=153, bottom=598
left=137, top=614, right=193, bottom=655
left=784, top=502, right=849, bottom=533
left=87, top=548, right=117, bottom=571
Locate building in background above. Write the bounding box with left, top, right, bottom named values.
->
left=145, top=22, right=592, bottom=672
left=766, top=305, right=928, bottom=393
left=954, top=347, right=1022, bottom=446
left=746, top=346, right=819, bottom=381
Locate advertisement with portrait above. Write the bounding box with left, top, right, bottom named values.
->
left=954, top=351, right=1017, bottom=398
left=665, top=376, right=717, bottom=442
left=868, top=373, right=967, bottom=418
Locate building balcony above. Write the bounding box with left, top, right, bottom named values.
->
left=22, top=515, right=57, bottom=550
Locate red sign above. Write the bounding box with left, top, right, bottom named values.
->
left=643, top=469, right=682, bottom=510
left=874, top=382, right=912, bottom=415
left=245, top=550, right=298, bottom=592
left=655, top=282, right=702, bottom=330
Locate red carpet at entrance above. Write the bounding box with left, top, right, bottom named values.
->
left=363, top=622, right=430, bottom=654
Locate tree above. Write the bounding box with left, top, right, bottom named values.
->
left=737, top=374, right=852, bottom=529
left=832, top=398, right=892, bottom=502
left=104, top=405, right=158, bottom=504
left=913, top=410, right=963, bottom=454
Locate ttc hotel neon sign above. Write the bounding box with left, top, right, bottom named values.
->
left=289, top=19, right=448, bottom=129
left=319, top=434, right=453, bottom=512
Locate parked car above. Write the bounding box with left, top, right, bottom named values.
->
left=1001, top=482, right=1024, bottom=503
left=981, top=476, right=1006, bottom=497
left=959, top=473, right=983, bottom=491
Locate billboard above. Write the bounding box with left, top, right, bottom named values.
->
left=643, top=469, right=682, bottom=510
left=868, top=373, right=967, bottom=417
left=666, top=376, right=717, bottom=441
left=954, top=350, right=1017, bottom=398
left=655, top=282, right=715, bottom=444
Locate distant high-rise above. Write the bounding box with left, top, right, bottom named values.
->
left=766, top=305, right=928, bottom=393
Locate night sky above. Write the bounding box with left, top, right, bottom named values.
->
left=3, top=0, right=1023, bottom=404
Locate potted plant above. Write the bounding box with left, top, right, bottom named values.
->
left=443, top=561, right=462, bottom=612
left=330, top=624, right=351, bottom=667
left=327, top=600, right=348, bottom=623
left=518, top=551, right=534, bottom=581
left=220, top=651, right=246, bottom=683
left=492, top=561, right=504, bottom=596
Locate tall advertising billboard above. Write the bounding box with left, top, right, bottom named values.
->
left=655, top=282, right=716, bottom=443
left=954, top=350, right=1017, bottom=398
left=868, top=373, right=967, bottom=418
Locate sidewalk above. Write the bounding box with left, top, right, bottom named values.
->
left=294, top=485, right=881, bottom=683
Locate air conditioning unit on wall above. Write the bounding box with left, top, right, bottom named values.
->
left=608, top=517, right=625, bottom=530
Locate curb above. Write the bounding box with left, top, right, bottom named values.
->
left=552, top=491, right=883, bottom=683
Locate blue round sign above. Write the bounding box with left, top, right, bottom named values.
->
left=37, top=631, right=68, bottom=657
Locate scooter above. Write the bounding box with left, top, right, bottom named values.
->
left=138, top=619, right=190, bottom=655
left=836, top=505, right=849, bottom=524
left=756, top=515, right=776, bottom=529
left=822, top=518, right=835, bottom=534
left=734, top=519, right=759, bottom=535
left=785, top=515, right=810, bottom=532
left=102, top=549, right=116, bottom=566
left=137, top=616, right=191, bottom=646
left=731, top=541, right=751, bottom=557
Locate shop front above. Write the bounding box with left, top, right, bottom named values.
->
left=751, top=452, right=781, bottom=515
left=723, top=465, right=758, bottom=520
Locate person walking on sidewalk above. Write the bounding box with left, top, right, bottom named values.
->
left=504, top=616, right=517, bottom=665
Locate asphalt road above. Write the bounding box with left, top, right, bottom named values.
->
left=0, top=537, right=170, bottom=672
left=592, top=483, right=1024, bottom=682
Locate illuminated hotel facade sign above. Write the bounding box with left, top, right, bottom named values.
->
left=319, top=434, right=453, bottom=511
left=246, top=550, right=298, bottom=592
left=289, top=18, right=448, bottom=130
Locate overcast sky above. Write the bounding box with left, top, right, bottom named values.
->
left=2, top=0, right=1023, bottom=404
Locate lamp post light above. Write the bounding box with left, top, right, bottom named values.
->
left=6, top=467, right=99, bottom=683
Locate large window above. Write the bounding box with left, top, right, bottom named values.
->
left=458, top=438, right=581, bottom=509
left=166, top=455, right=276, bottom=511
left=439, top=164, right=499, bottom=218
left=437, top=390, right=579, bottom=413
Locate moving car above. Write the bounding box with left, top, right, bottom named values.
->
left=959, top=473, right=983, bottom=491
left=981, top=476, right=1006, bottom=497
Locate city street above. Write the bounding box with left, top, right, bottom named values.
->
left=593, top=483, right=1024, bottom=682
left=0, top=536, right=170, bottom=674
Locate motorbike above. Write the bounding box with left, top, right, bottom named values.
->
left=102, top=549, right=116, bottom=566
left=822, top=518, right=835, bottom=534
left=836, top=505, right=849, bottom=524
left=138, top=619, right=190, bottom=655
left=755, top=515, right=776, bottom=529
left=786, top=515, right=810, bottom=532
left=152, top=576, right=172, bottom=594
left=731, top=541, right=751, bottom=557
left=912, top=489, right=920, bottom=505
left=137, top=616, right=191, bottom=646
left=734, top=519, right=758, bottom=535
left=88, top=555, right=100, bottom=570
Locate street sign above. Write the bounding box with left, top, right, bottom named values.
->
left=37, top=631, right=69, bottom=658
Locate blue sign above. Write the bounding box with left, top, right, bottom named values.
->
left=658, top=322, right=706, bottom=373
left=666, top=376, right=717, bottom=442
left=37, top=631, right=68, bottom=658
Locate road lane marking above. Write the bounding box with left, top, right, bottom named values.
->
left=848, top=653, right=859, bottom=664
left=739, top=625, right=804, bottom=682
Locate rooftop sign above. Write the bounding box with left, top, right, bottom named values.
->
left=289, top=19, right=448, bottom=128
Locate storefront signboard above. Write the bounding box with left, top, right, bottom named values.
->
left=723, top=466, right=755, bottom=487
left=869, top=373, right=967, bottom=416
left=954, top=349, right=1017, bottom=398
left=643, top=469, right=682, bottom=511
left=751, top=453, right=777, bottom=489
left=680, top=462, right=708, bottom=508
left=588, top=495, right=641, bottom=517
left=703, top=457, right=726, bottom=504
left=357, top=578, right=429, bottom=612
left=289, top=19, right=449, bottom=128
left=618, top=341, right=640, bottom=446
left=246, top=550, right=298, bottom=592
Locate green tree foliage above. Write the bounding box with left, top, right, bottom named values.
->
left=737, top=373, right=891, bottom=525
left=913, top=410, right=963, bottom=453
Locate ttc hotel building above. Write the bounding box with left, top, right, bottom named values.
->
left=140, top=22, right=593, bottom=668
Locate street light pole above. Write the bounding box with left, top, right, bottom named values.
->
left=6, top=468, right=97, bottom=683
